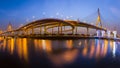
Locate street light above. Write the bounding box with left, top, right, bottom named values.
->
left=42, top=12, right=46, bottom=18
left=56, top=12, right=60, bottom=18
left=26, top=18, right=29, bottom=23
left=19, top=24, right=23, bottom=28
left=50, top=16, right=54, bottom=18
left=66, top=16, right=69, bottom=19
left=32, top=16, right=35, bottom=21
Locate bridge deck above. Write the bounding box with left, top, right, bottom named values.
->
left=6, top=35, right=120, bottom=41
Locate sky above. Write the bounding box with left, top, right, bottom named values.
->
left=0, top=0, right=120, bottom=33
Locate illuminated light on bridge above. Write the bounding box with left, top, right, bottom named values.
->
left=26, top=18, right=29, bottom=22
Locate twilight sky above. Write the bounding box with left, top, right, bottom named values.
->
left=0, top=0, right=120, bottom=32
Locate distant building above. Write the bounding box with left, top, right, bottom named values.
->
left=0, top=30, right=3, bottom=34
left=7, top=22, right=12, bottom=31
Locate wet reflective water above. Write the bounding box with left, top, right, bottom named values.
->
left=0, top=37, right=120, bottom=68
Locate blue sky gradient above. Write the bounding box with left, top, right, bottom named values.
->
left=0, top=0, right=120, bottom=32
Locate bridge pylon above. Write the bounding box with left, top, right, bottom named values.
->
left=96, top=8, right=102, bottom=28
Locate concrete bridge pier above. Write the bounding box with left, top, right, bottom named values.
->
left=112, top=31, right=117, bottom=38
left=57, top=26, right=60, bottom=35
left=39, top=27, right=42, bottom=34
left=101, top=30, right=105, bottom=37
left=60, top=23, right=63, bottom=34
left=44, top=26, right=47, bottom=34
left=96, top=30, right=100, bottom=37
left=32, top=28, right=34, bottom=35
left=75, top=26, right=77, bottom=34
left=52, top=27, right=54, bottom=35
left=96, top=30, right=105, bottom=37
left=87, top=27, right=89, bottom=36
left=107, top=30, right=111, bottom=38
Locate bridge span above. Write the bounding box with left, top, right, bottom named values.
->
left=0, top=8, right=119, bottom=40
left=0, top=18, right=119, bottom=41
left=0, top=18, right=107, bottom=37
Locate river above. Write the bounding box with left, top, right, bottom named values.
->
left=0, top=37, right=120, bottom=68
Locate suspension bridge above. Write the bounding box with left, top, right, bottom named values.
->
left=0, top=9, right=119, bottom=40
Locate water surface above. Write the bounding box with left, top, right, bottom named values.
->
left=0, top=37, right=120, bottom=68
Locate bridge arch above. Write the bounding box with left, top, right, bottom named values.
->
left=18, top=18, right=75, bottom=35
left=0, top=18, right=107, bottom=37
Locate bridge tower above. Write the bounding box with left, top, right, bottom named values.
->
left=7, top=22, right=13, bottom=31
left=96, top=8, right=104, bottom=37
left=96, top=8, right=102, bottom=27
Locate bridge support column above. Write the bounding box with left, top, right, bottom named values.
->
left=23, top=30, right=26, bottom=35
left=40, top=27, right=42, bottom=35
left=18, top=30, right=20, bottom=36
left=107, top=30, right=111, bottom=38
left=112, top=31, right=117, bottom=38
left=101, top=30, right=105, bottom=37
left=52, top=27, right=53, bottom=35
left=96, top=30, right=101, bottom=37
left=75, top=26, right=77, bottom=34
left=44, top=26, right=47, bottom=34
left=87, top=28, right=89, bottom=36
left=60, top=23, right=62, bottom=34
left=32, top=28, right=34, bottom=35
left=58, top=26, right=60, bottom=35
left=72, top=29, right=74, bottom=35
left=22, top=30, right=24, bottom=35
left=26, top=30, right=28, bottom=35
left=25, top=30, right=28, bottom=35
left=64, top=26, right=65, bottom=31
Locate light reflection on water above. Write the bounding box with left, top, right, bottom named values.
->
left=0, top=37, right=120, bottom=68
